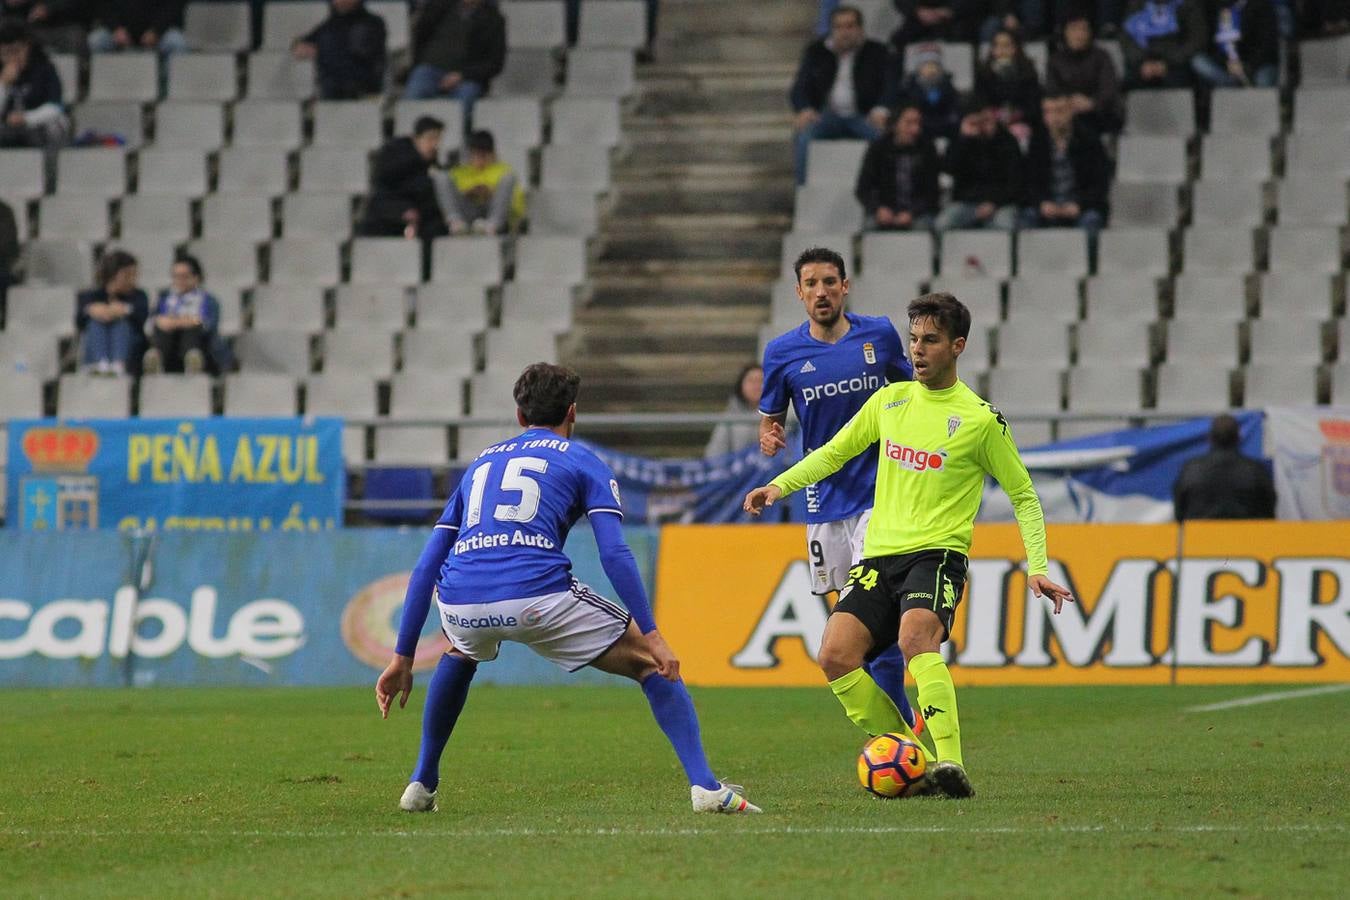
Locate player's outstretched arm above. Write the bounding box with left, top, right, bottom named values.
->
left=743, top=483, right=783, bottom=516
left=1029, top=575, right=1074, bottom=614
left=376, top=654, right=414, bottom=718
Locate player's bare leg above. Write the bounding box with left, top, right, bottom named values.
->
left=592, top=621, right=760, bottom=813
left=899, top=609, right=973, bottom=798
left=819, top=612, right=931, bottom=758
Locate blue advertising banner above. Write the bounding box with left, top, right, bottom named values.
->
left=4, top=417, right=345, bottom=531
left=0, top=525, right=658, bottom=686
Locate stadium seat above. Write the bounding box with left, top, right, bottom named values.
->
left=304, top=372, right=376, bottom=463
left=843, top=276, right=916, bottom=320
left=1075, top=320, right=1154, bottom=367
left=940, top=230, right=1010, bottom=279
left=1080, top=276, right=1159, bottom=323
left=1198, top=135, right=1271, bottom=181
left=1015, top=229, right=1089, bottom=277
left=495, top=49, right=559, bottom=97
left=280, top=193, right=354, bottom=238
left=388, top=370, right=467, bottom=419
left=1292, top=87, right=1350, bottom=133
left=1209, top=88, right=1280, bottom=137
left=779, top=231, right=853, bottom=276
left=502, top=1, right=568, bottom=49
left=232, top=100, right=305, bottom=149
left=21, top=238, right=93, bottom=286
left=201, top=194, right=275, bottom=242
left=1257, top=273, right=1337, bottom=320
left=57, top=373, right=132, bottom=418
left=1298, top=34, right=1350, bottom=86
left=1332, top=364, right=1350, bottom=404
left=577, top=0, right=646, bottom=48
left=500, top=283, right=574, bottom=332
left=514, top=236, right=587, bottom=284
left=1275, top=177, right=1349, bottom=226
left=215, top=288, right=245, bottom=334
left=391, top=100, right=465, bottom=157
left=564, top=49, right=637, bottom=98
left=473, top=98, right=543, bottom=148
left=859, top=232, right=934, bottom=279
left=370, top=0, right=410, bottom=52
left=805, top=140, right=868, bottom=186
left=526, top=189, right=600, bottom=235
left=0, top=372, right=45, bottom=421
left=549, top=98, right=622, bottom=146
left=250, top=285, right=327, bottom=332
left=167, top=53, right=238, bottom=101
left=400, top=327, right=480, bottom=374
left=1284, top=135, right=1350, bottom=179
left=1115, top=136, right=1188, bottom=185
left=0, top=332, right=61, bottom=380
left=1153, top=364, right=1232, bottom=410
left=5, top=285, right=76, bottom=337
left=299, top=148, right=370, bottom=193
left=1190, top=180, right=1266, bottom=227
left=429, top=237, right=503, bottom=285
left=540, top=145, right=612, bottom=190
left=185, top=239, right=260, bottom=287
left=349, top=238, right=424, bottom=286
left=107, top=235, right=178, bottom=288
left=1109, top=181, right=1181, bottom=228
left=120, top=195, right=192, bottom=239
left=1266, top=227, right=1343, bottom=273
left=261, top=1, right=328, bottom=49
left=268, top=238, right=341, bottom=286
left=483, top=325, right=557, bottom=368
left=1246, top=318, right=1327, bottom=366
left=1004, top=276, right=1080, bottom=322
left=184, top=3, right=253, bottom=52
left=374, top=425, right=449, bottom=466
left=222, top=373, right=298, bottom=415
left=246, top=51, right=315, bottom=100
left=217, top=148, right=291, bottom=195
left=996, top=320, right=1069, bottom=369
left=0, top=149, right=46, bottom=199
left=1124, top=89, right=1193, bottom=135
left=138, top=374, right=214, bottom=417
left=51, top=52, right=80, bottom=103
left=56, top=148, right=127, bottom=198
left=72, top=101, right=145, bottom=148
left=1095, top=229, right=1170, bottom=277
left=1164, top=320, right=1242, bottom=368
left=1067, top=366, right=1144, bottom=412
left=1241, top=364, right=1321, bottom=406
left=38, top=196, right=110, bottom=241
left=1171, top=274, right=1250, bottom=321
left=792, top=184, right=864, bottom=231
left=312, top=100, right=385, bottom=147
left=135, top=149, right=209, bottom=196
left=413, top=284, right=491, bottom=332
left=926, top=277, right=1001, bottom=324
left=232, top=329, right=314, bottom=375
left=984, top=366, right=1064, bottom=412
left=153, top=102, right=225, bottom=150
left=334, top=284, right=409, bottom=330
left=88, top=54, right=158, bottom=103
left=320, top=328, right=397, bottom=376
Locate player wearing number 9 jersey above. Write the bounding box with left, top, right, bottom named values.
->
left=376, top=363, right=760, bottom=815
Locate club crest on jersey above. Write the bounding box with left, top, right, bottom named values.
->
left=884, top=439, right=945, bottom=472
left=948, top=416, right=961, bottom=436
left=609, top=478, right=622, bottom=505
left=863, top=342, right=876, bottom=365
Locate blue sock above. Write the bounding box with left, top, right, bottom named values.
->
left=865, top=644, right=916, bottom=728
left=640, top=673, right=720, bottom=790
left=410, top=654, right=476, bottom=792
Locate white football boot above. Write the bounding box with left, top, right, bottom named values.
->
left=399, top=781, right=438, bottom=812
left=691, top=781, right=762, bottom=814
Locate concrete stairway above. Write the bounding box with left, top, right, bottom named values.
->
left=563, top=0, right=814, bottom=457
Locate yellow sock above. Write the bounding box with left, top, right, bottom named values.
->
left=829, top=668, right=934, bottom=761
left=908, top=652, right=962, bottom=766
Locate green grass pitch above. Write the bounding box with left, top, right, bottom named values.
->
left=2, top=684, right=1346, bottom=898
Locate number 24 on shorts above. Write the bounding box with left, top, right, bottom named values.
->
left=847, top=565, right=879, bottom=591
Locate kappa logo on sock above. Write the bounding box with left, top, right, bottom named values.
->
left=922, top=705, right=945, bottom=719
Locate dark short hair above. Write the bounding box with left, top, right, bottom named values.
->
left=1210, top=414, right=1240, bottom=450
left=466, top=130, right=495, bottom=154
left=733, top=362, right=762, bottom=396
left=97, top=250, right=138, bottom=287
left=1042, top=90, right=1072, bottom=103
left=515, top=363, right=581, bottom=427
left=793, top=246, right=847, bottom=283
left=174, top=253, right=203, bottom=280
left=907, top=292, right=971, bottom=340
left=831, top=4, right=864, bottom=27
left=413, top=115, right=444, bottom=137
left=1062, top=11, right=1094, bottom=29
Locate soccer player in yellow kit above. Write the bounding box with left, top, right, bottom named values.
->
left=744, top=293, right=1074, bottom=798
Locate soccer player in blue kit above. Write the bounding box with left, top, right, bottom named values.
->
left=376, top=363, right=760, bottom=815
left=759, top=247, right=921, bottom=732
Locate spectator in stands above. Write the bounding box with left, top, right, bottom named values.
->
left=2, top=1, right=87, bottom=54
left=855, top=104, right=941, bottom=231
left=895, top=43, right=961, bottom=140
left=76, top=250, right=147, bottom=376
left=87, top=1, right=187, bottom=58
left=1120, top=0, right=1206, bottom=88
left=143, top=255, right=220, bottom=376
left=437, top=129, right=526, bottom=236
left=403, top=0, right=506, bottom=130
left=292, top=0, right=387, bottom=100
left=1190, top=0, right=1279, bottom=87
left=1045, top=13, right=1123, bottom=134
left=360, top=115, right=447, bottom=239
left=704, top=363, right=764, bottom=458
left=0, top=196, right=16, bottom=317
left=789, top=4, right=893, bottom=184
left=1173, top=414, right=1275, bottom=520
left=1022, top=93, right=1110, bottom=236
left=974, top=28, right=1043, bottom=139
left=888, top=0, right=989, bottom=53
left=0, top=20, right=68, bottom=150
left=936, top=98, right=1023, bottom=232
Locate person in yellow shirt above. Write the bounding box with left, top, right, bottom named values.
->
left=744, top=292, right=1074, bottom=799
left=437, top=129, right=526, bottom=235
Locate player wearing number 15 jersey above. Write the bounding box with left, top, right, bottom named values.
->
left=377, top=363, right=759, bottom=815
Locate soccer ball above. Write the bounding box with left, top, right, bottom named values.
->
left=857, top=733, right=927, bottom=798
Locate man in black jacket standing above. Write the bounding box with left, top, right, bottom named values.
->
left=359, top=115, right=447, bottom=239
left=854, top=104, right=940, bottom=231
left=789, top=4, right=894, bottom=185
left=1174, top=415, right=1276, bottom=521
left=292, top=0, right=387, bottom=100
left=403, top=0, right=506, bottom=130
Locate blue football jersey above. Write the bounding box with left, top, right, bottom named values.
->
left=435, top=428, right=624, bottom=604
left=759, top=312, right=911, bottom=523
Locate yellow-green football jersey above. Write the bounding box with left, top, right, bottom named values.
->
left=770, top=379, right=1048, bottom=574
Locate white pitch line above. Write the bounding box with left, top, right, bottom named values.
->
left=0, top=824, right=1343, bottom=840
left=1186, top=683, right=1350, bottom=713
